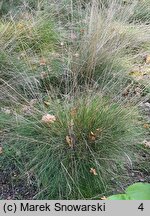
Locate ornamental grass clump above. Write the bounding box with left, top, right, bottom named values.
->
left=0, top=0, right=149, bottom=200
left=0, top=91, right=141, bottom=199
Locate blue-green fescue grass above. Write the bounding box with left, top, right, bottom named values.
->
left=1, top=0, right=150, bottom=93
left=0, top=17, right=59, bottom=54
left=0, top=0, right=39, bottom=16
left=59, top=0, right=150, bottom=86
left=128, top=0, right=150, bottom=23
left=0, top=0, right=150, bottom=200
left=0, top=10, right=62, bottom=94
left=0, top=89, right=143, bottom=199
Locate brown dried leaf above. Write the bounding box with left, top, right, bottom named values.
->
left=129, top=71, right=142, bottom=76
left=89, top=131, right=96, bottom=141
left=101, top=196, right=107, bottom=200
left=70, top=108, right=77, bottom=117
left=66, top=135, right=73, bottom=148
left=80, top=29, right=85, bottom=33
left=145, top=55, right=150, bottom=64
left=41, top=114, right=56, bottom=123
left=44, top=101, right=51, bottom=106
left=89, top=129, right=102, bottom=141
left=40, top=58, right=46, bottom=66
left=90, top=168, right=98, bottom=176
left=143, top=140, right=150, bottom=148
left=17, top=22, right=25, bottom=29
left=143, top=124, right=150, bottom=129
left=95, top=128, right=103, bottom=135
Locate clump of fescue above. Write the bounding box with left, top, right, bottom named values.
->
left=0, top=18, right=58, bottom=53
left=66, top=0, right=150, bottom=87
left=0, top=0, right=149, bottom=200
left=0, top=90, right=142, bottom=199
left=128, top=0, right=150, bottom=23
left=1, top=0, right=150, bottom=95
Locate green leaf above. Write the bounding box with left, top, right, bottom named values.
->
left=107, top=194, right=131, bottom=200
left=126, top=183, right=150, bottom=200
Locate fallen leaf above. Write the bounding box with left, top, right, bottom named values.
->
left=90, top=168, right=98, bottom=176
left=89, top=129, right=102, bottom=141
left=40, top=71, right=48, bottom=79
left=101, top=196, right=107, bottom=200
left=70, top=108, right=77, bottom=117
left=129, top=71, right=142, bottom=77
left=80, top=29, right=85, bottom=33
left=143, top=124, right=150, bottom=129
left=44, top=101, right=51, bottom=106
left=145, top=55, right=150, bottom=64
left=17, top=23, right=25, bottom=29
left=95, top=128, right=103, bottom=134
left=0, top=147, right=3, bottom=154
left=89, top=131, right=96, bottom=141
left=40, top=58, right=46, bottom=66
left=41, top=114, right=56, bottom=123
left=66, top=135, right=71, bottom=145
left=142, top=140, right=150, bottom=148
left=66, top=135, right=74, bottom=148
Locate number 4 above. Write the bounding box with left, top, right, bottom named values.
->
left=138, top=203, right=144, bottom=211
